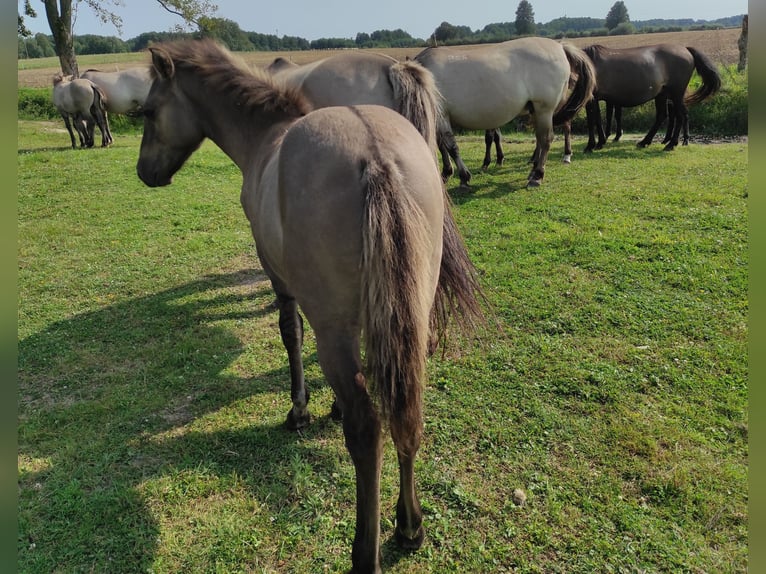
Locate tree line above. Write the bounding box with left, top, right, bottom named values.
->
left=18, top=5, right=743, bottom=60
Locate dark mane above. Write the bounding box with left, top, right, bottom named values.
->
left=583, top=44, right=609, bottom=60
left=151, top=39, right=310, bottom=117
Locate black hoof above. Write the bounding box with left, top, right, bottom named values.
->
left=285, top=408, right=311, bottom=430
left=395, top=524, right=425, bottom=550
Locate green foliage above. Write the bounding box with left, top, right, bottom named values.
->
left=605, top=1, right=630, bottom=30
left=608, top=21, right=636, bottom=35
left=17, top=88, right=57, bottom=120
left=515, top=0, right=536, bottom=36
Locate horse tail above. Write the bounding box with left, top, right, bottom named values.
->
left=429, top=192, right=487, bottom=352
left=553, top=43, right=597, bottom=126
left=684, top=47, right=722, bottom=106
left=91, top=84, right=108, bottom=114
left=388, top=60, right=443, bottom=151
left=360, top=158, right=433, bottom=434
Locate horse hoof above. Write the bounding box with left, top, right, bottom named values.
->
left=286, top=408, right=311, bottom=430
left=526, top=179, right=542, bottom=188
left=330, top=400, right=343, bottom=421
left=562, top=154, right=572, bottom=164
left=395, top=524, right=425, bottom=550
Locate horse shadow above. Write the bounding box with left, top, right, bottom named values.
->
left=18, top=269, right=347, bottom=571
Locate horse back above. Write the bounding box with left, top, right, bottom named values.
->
left=416, top=37, right=571, bottom=128
left=588, top=43, right=695, bottom=104
left=278, top=52, right=400, bottom=108
left=250, top=105, right=443, bottom=321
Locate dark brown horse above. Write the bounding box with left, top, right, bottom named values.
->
left=582, top=43, right=721, bottom=152
left=135, top=39, right=483, bottom=574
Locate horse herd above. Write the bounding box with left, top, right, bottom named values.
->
left=53, top=37, right=721, bottom=573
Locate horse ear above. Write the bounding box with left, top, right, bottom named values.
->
left=149, top=47, right=175, bottom=80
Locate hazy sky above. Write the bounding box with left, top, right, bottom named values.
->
left=21, top=0, right=748, bottom=41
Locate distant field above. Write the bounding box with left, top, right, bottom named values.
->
left=18, top=27, right=741, bottom=88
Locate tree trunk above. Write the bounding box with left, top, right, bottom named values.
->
left=42, top=0, right=79, bottom=77
left=737, top=15, right=748, bottom=72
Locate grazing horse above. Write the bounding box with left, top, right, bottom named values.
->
left=582, top=43, right=721, bottom=152
left=135, top=39, right=483, bottom=574
left=415, top=37, right=596, bottom=187
left=265, top=51, right=442, bottom=149
left=51, top=74, right=112, bottom=148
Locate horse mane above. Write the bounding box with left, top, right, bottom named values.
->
left=151, top=39, right=310, bottom=118
left=583, top=44, right=609, bottom=60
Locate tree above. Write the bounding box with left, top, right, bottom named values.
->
left=515, top=0, right=536, bottom=36
left=605, top=1, right=630, bottom=31
left=21, top=0, right=218, bottom=76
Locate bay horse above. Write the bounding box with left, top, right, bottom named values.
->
left=52, top=74, right=112, bottom=148
left=582, top=43, right=721, bottom=152
left=265, top=51, right=442, bottom=149
left=135, top=39, right=483, bottom=574
left=414, top=37, right=596, bottom=187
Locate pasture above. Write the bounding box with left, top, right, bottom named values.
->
left=17, top=114, right=747, bottom=572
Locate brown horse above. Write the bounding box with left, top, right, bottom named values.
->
left=135, top=39, right=483, bottom=574
left=582, top=43, right=721, bottom=152
left=414, top=37, right=595, bottom=187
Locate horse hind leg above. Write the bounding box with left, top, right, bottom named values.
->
left=528, top=112, right=554, bottom=187
left=315, top=329, right=383, bottom=573
left=438, top=127, right=471, bottom=187
left=276, top=294, right=311, bottom=430
left=61, top=114, right=79, bottom=149
left=391, top=402, right=425, bottom=550
left=663, top=99, right=686, bottom=151
left=638, top=95, right=669, bottom=148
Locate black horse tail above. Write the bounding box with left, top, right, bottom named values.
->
left=553, top=43, right=597, bottom=126
left=388, top=59, right=443, bottom=152
left=685, top=47, right=722, bottom=106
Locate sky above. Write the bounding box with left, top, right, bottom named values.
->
left=21, top=0, right=748, bottom=42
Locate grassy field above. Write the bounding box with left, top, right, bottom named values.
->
left=17, top=120, right=747, bottom=573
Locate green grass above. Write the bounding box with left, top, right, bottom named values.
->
left=17, top=123, right=747, bottom=573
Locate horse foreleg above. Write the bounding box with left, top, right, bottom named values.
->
left=562, top=120, right=572, bottom=164
left=613, top=106, right=623, bottom=141
left=61, top=114, right=78, bottom=149
left=482, top=130, right=493, bottom=170
left=583, top=100, right=599, bottom=153
left=638, top=95, right=669, bottom=148
left=492, top=128, right=505, bottom=166
left=277, top=295, right=311, bottom=429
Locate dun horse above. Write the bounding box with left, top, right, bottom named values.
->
left=265, top=52, right=442, bottom=149
left=135, top=39, right=483, bottom=574
left=81, top=67, right=153, bottom=114
left=582, top=43, right=721, bottom=152
left=52, top=74, right=112, bottom=148
left=414, top=37, right=596, bottom=187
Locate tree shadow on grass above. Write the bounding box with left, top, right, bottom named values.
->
left=17, top=269, right=350, bottom=573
